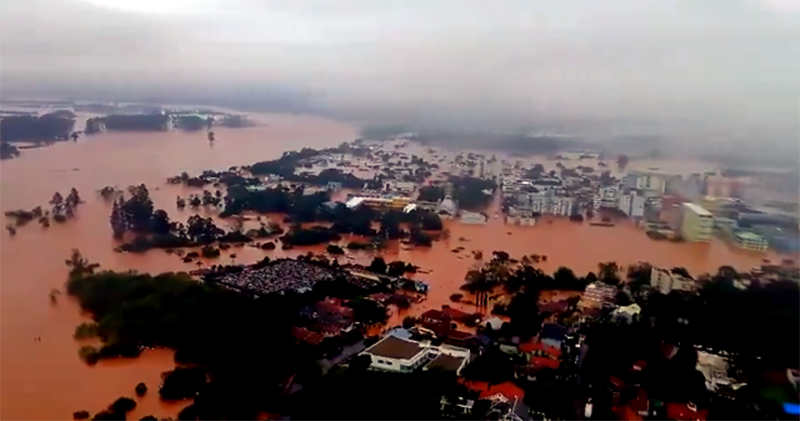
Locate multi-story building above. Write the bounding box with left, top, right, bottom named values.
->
left=633, top=172, right=666, bottom=194
left=618, top=194, right=632, bottom=216
left=680, top=203, right=713, bottom=242
left=733, top=231, right=769, bottom=252
left=650, top=267, right=695, bottom=294
left=617, top=191, right=645, bottom=217
left=581, top=282, right=617, bottom=308
left=595, top=186, right=620, bottom=209
left=516, top=191, right=574, bottom=216
left=345, top=195, right=412, bottom=210
left=552, top=197, right=575, bottom=216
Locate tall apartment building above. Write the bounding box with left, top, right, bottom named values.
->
left=651, top=267, right=696, bottom=294
left=680, top=203, right=713, bottom=242
left=517, top=191, right=574, bottom=216
left=617, top=191, right=645, bottom=217
left=595, top=186, right=620, bottom=209
left=634, top=173, right=666, bottom=194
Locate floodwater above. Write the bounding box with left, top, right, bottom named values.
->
left=0, top=115, right=778, bottom=420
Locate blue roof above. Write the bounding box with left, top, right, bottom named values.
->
left=541, top=323, right=567, bottom=341
left=474, top=334, right=493, bottom=346
left=784, top=403, right=800, bottom=416
left=387, top=327, right=413, bottom=340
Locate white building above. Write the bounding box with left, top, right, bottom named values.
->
left=634, top=173, right=666, bottom=194
left=516, top=190, right=574, bottom=217
left=618, top=194, right=633, bottom=216
left=581, top=282, right=617, bottom=308
left=595, top=186, right=620, bottom=209
left=552, top=197, right=575, bottom=216
left=650, top=267, right=695, bottom=294
left=361, top=334, right=471, bottom=375
left=617, top=191, right=645, bottom=217
left=612, top=303, right=642, bottom=324
left=391, top=181, right=416, bottom=193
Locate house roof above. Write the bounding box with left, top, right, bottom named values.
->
left=365, top=335, right=425, bottom=360
left=421, top=309, right=452, bottom=322
left=615, top=405, right=643, bottom=421
left=518, top=341, right=562, bottom=357
left=292, top=327, right=324, bottom=346
left=425, top=353, right=466, bottom=372
left=609, top=376, right=626, bottom=390
left=627, top=388, right=649, bottom=413
left=484, top=317, right=505, bottom=330
left=531, top=357, right=560, bottom=370
left=472, top=334, right=493, bottom=347
left=448, top=330, right=473, bottom=341
left=538, top=300, right=568, bottom=314
left=462, top=380, right=525, bottom=401
left=666, top=403, right=708, bottom=420
left=441, top=305, right=471, bottom=320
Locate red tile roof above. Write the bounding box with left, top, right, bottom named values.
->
left=441, top=305, right=470, bottom=320
left=421, top=309, right=452, bottom=322
left=666, top=403, right=708, bottom=420
left=531, top=357, right=560, bottom=370
left=448, top=330, right=473, bottom=341
left=291, top=327, right=324, bottom=346
left=615, top=405, right=643, bottom=421
left=628, top=388, right=649, bottom=413
left=519, top=341, right=562, bottom=357
left=461, top=380, right=525, bottom=401
left=609, top=376, right=626, bottom=390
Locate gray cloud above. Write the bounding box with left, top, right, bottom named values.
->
left=1, top=0, right=798, bottom=151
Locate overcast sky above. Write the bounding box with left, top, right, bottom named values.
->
left=1, top=0, right=798, bottom=148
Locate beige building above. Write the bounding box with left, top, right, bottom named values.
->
left=650, top=267, right=696, bottom=294
left=680, top=203, right=713, bottom=242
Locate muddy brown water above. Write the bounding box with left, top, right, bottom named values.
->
left=0, top=115, right=777, bottom=419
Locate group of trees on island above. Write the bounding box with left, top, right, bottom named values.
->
left=82, top=111, right=254, bottom=135
left=86, top=114, right=171, bottom=132
left=5, top=188, right=83, bottom=235
left=0, top=111, right=77, bottom=143
left=108, top=184, right=267, bottom=253
left=64, top=251, right=314, bottom=419
left=1, top=142, right=20, bottom=159
left=412, top=176, right=499, bottom=212
left=450, top=176, right=498, bottom=211
left=106, top=178, right=445, bottom=254
left=365, top=256, right=419, bottom=278
left=219, top=177, right=444, bottom=248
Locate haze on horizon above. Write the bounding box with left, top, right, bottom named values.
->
left=1, top=0, right=798, bottom=158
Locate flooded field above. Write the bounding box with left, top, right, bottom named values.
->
left=0, top=116, right=778, bottom=419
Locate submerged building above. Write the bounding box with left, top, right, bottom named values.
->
left=680, top=203, right=713, bottom=242
left=733, top=231, right=769, bottom=252
left=360, top=333, right=471, bottom=375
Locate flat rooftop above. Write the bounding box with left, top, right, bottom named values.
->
left=364, top=335, right=424, bottom=360
left=735, top=231, right=765, bottom=241
left=683, top=202, right=712, bottom=217
left=425, top=353, right=466, bottom=372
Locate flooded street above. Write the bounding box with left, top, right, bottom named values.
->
left=0, top=115, right=777, bottom=419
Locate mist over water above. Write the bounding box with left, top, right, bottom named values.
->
left=2, top=0, right=799, bottom=160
